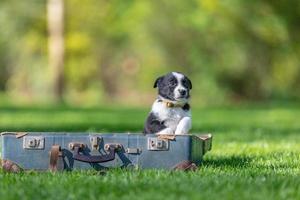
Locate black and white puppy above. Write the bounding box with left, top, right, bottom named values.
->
left=143, top=72, right=192, bottom=135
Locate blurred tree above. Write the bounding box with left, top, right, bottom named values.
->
left=47, top=0, right=65, bottom=102
left=0, top=0, right=47, bottom=100
left=0, top=41, right=10, bottom=91
left=0, top=0, right=299, bottom=105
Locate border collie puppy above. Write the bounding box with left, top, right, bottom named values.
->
left=143, top=72, right=192, bottom=135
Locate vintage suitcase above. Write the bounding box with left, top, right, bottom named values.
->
left=1, top=132, right=212, bottom=171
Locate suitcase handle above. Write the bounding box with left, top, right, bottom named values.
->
left=71, top=143, right=122, bottom=163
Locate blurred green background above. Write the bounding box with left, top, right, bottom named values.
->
left=0, top=0, right=299, bottom=106
left=1, top=2, right=300, bottom=198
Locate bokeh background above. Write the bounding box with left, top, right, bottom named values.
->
left=0, top=0, right=300, bottom=106
left=2, top=2, right=300, bottom=198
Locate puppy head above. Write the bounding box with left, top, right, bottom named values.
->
left=154, top=72, right=192, bottom=102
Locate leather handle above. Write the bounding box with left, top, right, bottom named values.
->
left=72, top=143, right=121, bottom=163
left=49, top=145, right=62, bottom=172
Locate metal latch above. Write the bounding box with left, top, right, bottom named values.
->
left=23, top=136, right=45, bottom=149
left=126, top=148, right=142, bottom=154
left=148, top=137, right=169, bottom=151
left=90, top=136, right=102, bottom=150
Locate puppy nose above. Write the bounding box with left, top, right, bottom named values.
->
left=179, top=90, right=186, bottom=96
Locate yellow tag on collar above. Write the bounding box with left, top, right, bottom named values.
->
left=166, top=102, right=174, bottom=107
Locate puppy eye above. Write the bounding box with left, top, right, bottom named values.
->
left=169, top=79, right=177, bottom=86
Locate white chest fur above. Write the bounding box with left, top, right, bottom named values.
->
left=151, top=100, right=191, bottom=133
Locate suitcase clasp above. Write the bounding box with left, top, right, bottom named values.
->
left=148, top=138, right=169, bottom=151
left=23, top=136, right=45, bottom=150
left=90, top=136, right=102, bottom=151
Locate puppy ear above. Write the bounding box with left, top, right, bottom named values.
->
left=186, top=77, right=192, bottom=89
left=154, top=76, right=163, bottom=88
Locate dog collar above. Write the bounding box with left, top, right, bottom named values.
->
left=157, top=99, right=189, bottom=110
left=165, top=101, right=183, bottom=108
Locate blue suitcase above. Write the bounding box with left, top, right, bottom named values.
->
left=1, top=132, right=212, bottom=171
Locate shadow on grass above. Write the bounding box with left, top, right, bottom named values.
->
left=193, top=125, right=300, bottom=142
left=202, top=155, right=253, bottom=168
left=1, top=105, right=300, bottom=139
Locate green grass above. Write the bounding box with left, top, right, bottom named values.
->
left=1, top=104, right=300, bottom=200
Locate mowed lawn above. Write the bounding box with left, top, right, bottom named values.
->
left=1, top=104, right=300, bottom=200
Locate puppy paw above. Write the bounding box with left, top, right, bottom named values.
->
left=157, top=128, right=175, bottom=135
left=175, top=117, right=191, bottom=134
